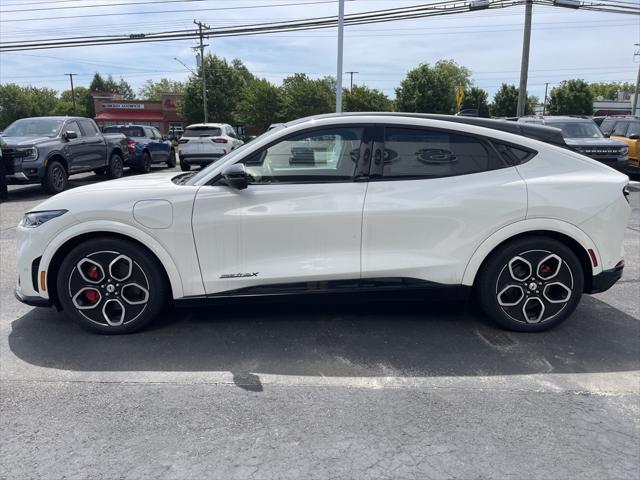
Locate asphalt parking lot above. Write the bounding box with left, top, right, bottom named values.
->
left=1, top=169, right=639, bottom=479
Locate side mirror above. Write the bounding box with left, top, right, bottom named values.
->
left=222, top=163, right=248, bottom=190
left=629, top=134, right=639, bottom=140
left=64, top=131, right=78, bottom=140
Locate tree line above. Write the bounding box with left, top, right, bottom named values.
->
left=0, top=56, right=634, bottom=131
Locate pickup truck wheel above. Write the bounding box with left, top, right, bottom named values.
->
left=140, top=152, right=152, bottom=173
left=42, top=161, right=68, bottom=194
left=166, top=149, right=176, bottom=168
left=107, top=153, right=124, bottom=179
left=180, top=160, right=190, bottom=171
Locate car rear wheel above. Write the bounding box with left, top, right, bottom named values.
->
left=139, top=151, right=152, bottom=173
left=107, top=153, right=124, bottom=179
left=180, top=159, right=190, bottom=171
left=476, top=236, right=584, bottom=332
left=167, top=149, right=176, bottom=168
left=56, top=237, right=168, bottom=334
left=41, top=160, right=68, bottom=194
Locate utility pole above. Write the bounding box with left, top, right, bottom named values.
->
left=516, top=0, right=533, bottom=117
left=65, top=73, right=77, bottom=114
left=632, top=43, right=640, bottom=116
left=194, top=20, right=210, bottom=123
left=336, top=0, right=345, bottom=113
left=542, top=82, right=549, bottom=115
left=346, top=71, right=358, bottom=91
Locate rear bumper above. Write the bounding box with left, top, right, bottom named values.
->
left=179, top=153, right=224, bottom=165
left=587, top=260, right=624, bottom=294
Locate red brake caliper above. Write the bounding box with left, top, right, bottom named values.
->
left=84, top=290, right=100, bottom=304
left=541, top=264, right=552, bottom=275
left=87, top=265, right=99, bottom=281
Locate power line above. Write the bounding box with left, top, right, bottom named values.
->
left=0, top=0, right=208, bottom=13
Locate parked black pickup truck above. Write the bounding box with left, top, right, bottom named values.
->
left=1, top=116, right=129, bottom=194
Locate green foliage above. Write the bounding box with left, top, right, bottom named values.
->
left=489, top=83, right=536, bottom=117
left=279, top=74, right=335, bottom=121
left=588, top=81, right=635, bottom=100
left=547, top=79, right=593, bottom=115
left=51, top=86, right=89, bottom=116
left=236, top=78, right=284, bottom=131
left=0, top=84, right=59, bottom=130
left=138, top=78, right=185, bottom=100
left=460, top=87, right=490, bottom=117
left=344, top=85, right=393, bottom=112
left=395, top=60, right=471, bottom=114
left=181, top=54, right=251, bottom=124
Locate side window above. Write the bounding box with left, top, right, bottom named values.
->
left=628, top=122, right=640, bottom=137
left=229, top=127, right=238, bottom=139
left=144, top=127, right=155, bottom=138
left=65, top=121, right=82, bottom=138
left=613, top=121, right=630, bottom=136
left=381, top=127, right=506, bottom=179
left=600, top=119, right=615, bottom=134
left=78, top=119, right=99, bottom=137
left=240, top=127, right=363, bottom=184
left=152, top=128, right=162, bottom=139
left=493, top=142, right=536, bottom=165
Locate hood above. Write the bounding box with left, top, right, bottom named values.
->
left=564, top=137, right=627, bottom=147
left=0, top=136, right=55, bottom=147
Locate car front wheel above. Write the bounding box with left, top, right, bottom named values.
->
left=476, top=236, right=584, bottom=332
left=107, top=153, right=124, bottom=179
left=42, top=160, right=68, bottom=194
left=56, top=237, right=168, bottom=334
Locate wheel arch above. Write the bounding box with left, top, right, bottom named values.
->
left=45, top=152, right=68, bottom=172
left=42, top=224, right=184, bottom=308
left=110, top=146, right=124, bottom=159
left=462, top=219, right=599, bottom=292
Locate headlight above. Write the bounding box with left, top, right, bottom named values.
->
left=620, top=146, right=628, bottom=157
left=22, top=210, right=67, bottom=228
left=17, top=147, right=38, bottom=161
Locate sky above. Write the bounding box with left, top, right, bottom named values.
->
left=0, top=0, right=638, bottom=102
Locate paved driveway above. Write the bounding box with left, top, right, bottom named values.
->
left=1, top=172, right=638, bottom=479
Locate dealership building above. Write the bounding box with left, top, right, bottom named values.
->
left=93, top=92, right=185, bottom=135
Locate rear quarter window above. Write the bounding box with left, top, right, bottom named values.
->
left=183, top=127, right=222, bottom=137
left=103, top=126, right=145, bottom=138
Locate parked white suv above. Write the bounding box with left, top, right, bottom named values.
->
left=15, top=113, right=630, bottom=334
left=177, top=123, right=243, bottom=171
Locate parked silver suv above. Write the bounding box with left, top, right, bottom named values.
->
left=177, top=123, right=243, bottom=171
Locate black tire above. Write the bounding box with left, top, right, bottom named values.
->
left=166, top=149, right=176, bottom=168
left=476, top=236, right=584, bottom=332
left=56, top=237, right=168, bottom=334
left=180, top=159, right=190, bottom=171
left=139, top=151, right=152, bottom=173
left=41, top=160, right=68, bottom=194
left=107, top=153, right=124, bottom=179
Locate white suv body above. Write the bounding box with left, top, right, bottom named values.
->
left=177, top=123, right=243, bottom=171
left=15, top=114, right=630, bottom=334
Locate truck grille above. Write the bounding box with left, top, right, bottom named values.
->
left=574, top=147, right=622, bottom=158
left=1, top=148, right=18, bottom=174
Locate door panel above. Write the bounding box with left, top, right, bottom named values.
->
left=78, top=119, right=105, bottom=169
left=362, top=126, right=527, bottom=285
left=192, top=183, right=367, bottom=294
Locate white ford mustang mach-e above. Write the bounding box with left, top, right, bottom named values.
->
left=15, top=113, right=631, bottom=334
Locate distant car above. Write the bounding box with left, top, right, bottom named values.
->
left=177, top=123, right=243, bottom=171
left=102, top=125, right=175, bottom=173
left=600, top=116, right=640, bottom=175
left=517, top=116, right=629, bottom=171
left=14, top=113, right=631, bottom=334
left=1, top=116, right=128, bottom=194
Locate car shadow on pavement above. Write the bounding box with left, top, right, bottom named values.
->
left=8, top=293, right=640, bottom=377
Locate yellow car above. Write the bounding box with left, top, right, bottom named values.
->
left=601, top=116, right=640, bottom=175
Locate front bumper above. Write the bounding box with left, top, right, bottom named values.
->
left=4, top=158, right=45, bottom=184
left=15, top=288, right=51, bottom=307
left=587, top=260, right=624, bottom=294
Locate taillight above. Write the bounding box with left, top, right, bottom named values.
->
left=126, top=138, right=136, bottom=153
left=178, top=139, right=189, bottom=144
left=212, top=138, right=228, bottom=144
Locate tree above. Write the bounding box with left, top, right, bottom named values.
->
left=395, top=60, right=471, bottom=114
left=0, top=84, right=58, bottom=129
left=279, top=73, right=334, bottom=121
left=85, top=73, right=107, bottom=117
left=344, top=85, right=393, bottom=112
left=51, top=86, right=89, bottom=116
left=102, top=75, right=135, bottom=100
left=181, top=54, right=251, bottom=124
left=460, top=86, right=490, bottom=117
left=236, top=78, right=283, bottom=131
left=489, top=83, right=536, bottom=117
left=547, top=79, right=593, bottom=116
left=138, top=78, right=185, bottom=100
left=588, top=81, right=634, bottom=100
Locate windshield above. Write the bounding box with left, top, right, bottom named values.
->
left=2, top=118, right=64, bottom=138
left=183, top=126, right=222, bottom=138
left=103, top=126, right=145, bottom=137
left=546, top=121, right=603, bottom=139
left=185, top=125, right=286, bottom=185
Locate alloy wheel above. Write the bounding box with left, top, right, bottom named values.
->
left=67, top=251, right=150, bottom=327
left=495, top=249, right=574, bottom=325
